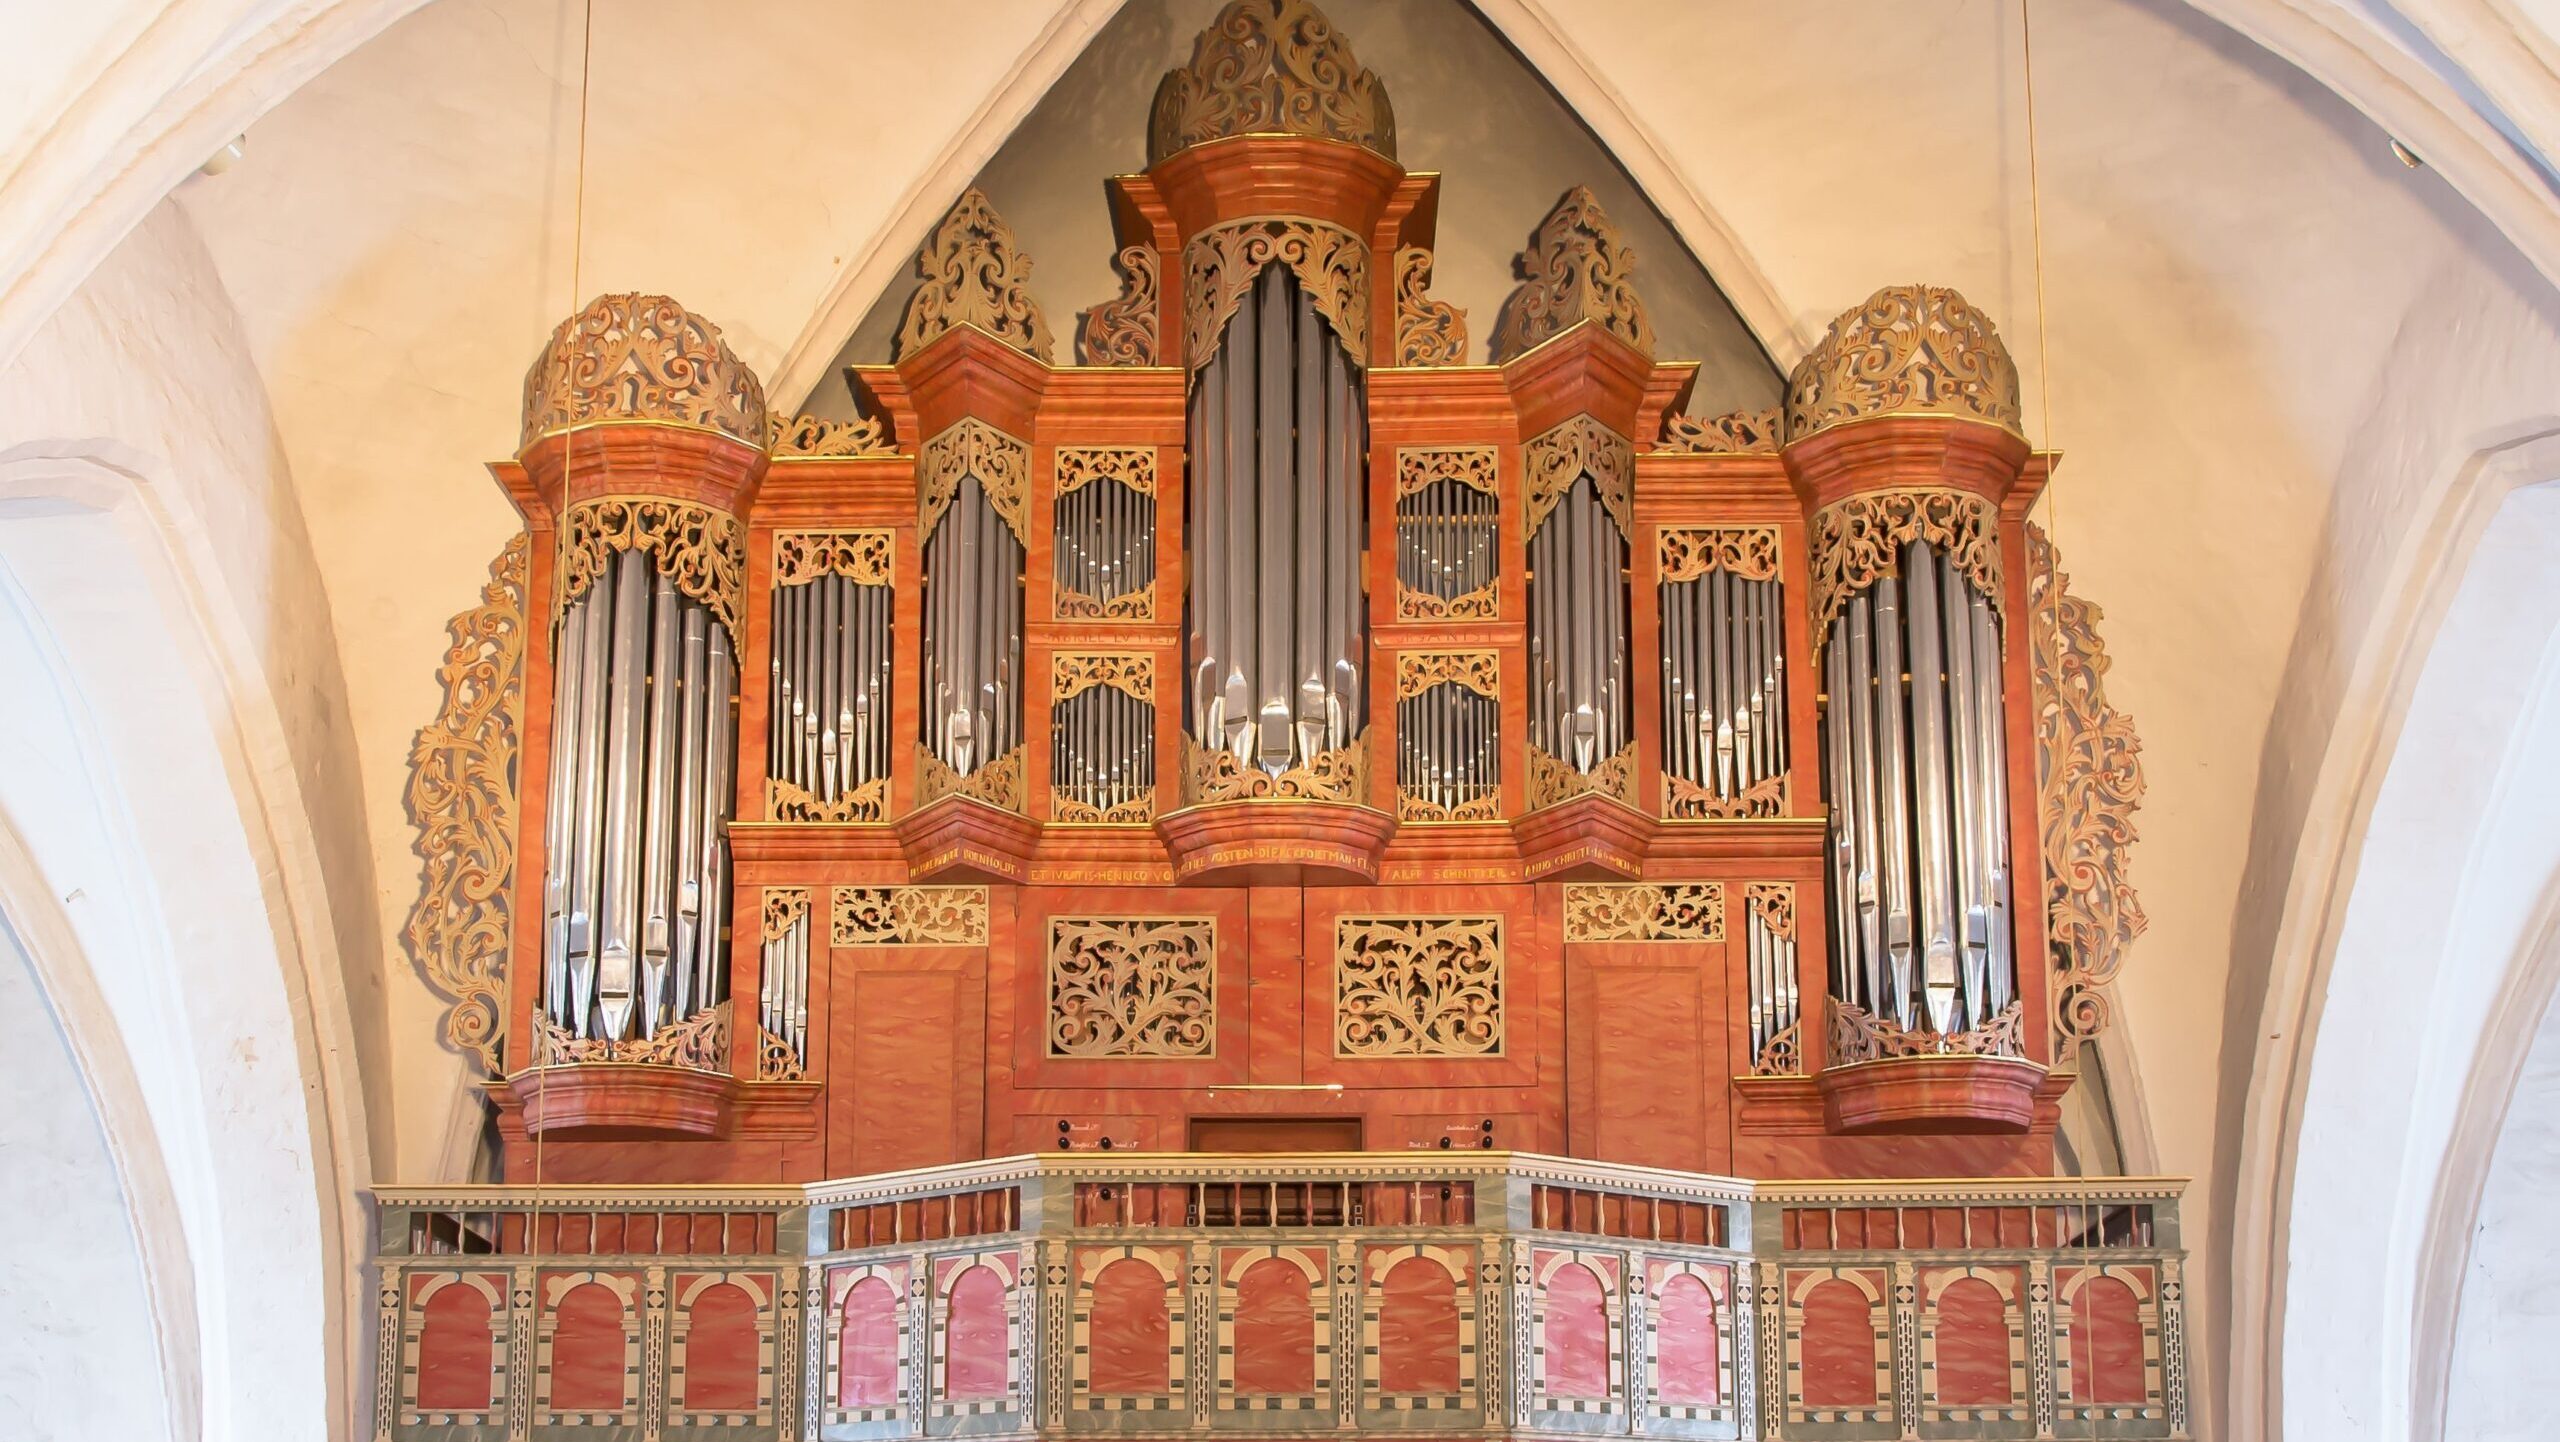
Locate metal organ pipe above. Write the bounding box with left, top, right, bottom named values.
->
left=922, top=476, right=1024, bottom=779
left=1655, top=553, right=1789, bottom=812
left=1529, top=475, right=1631, bottom=779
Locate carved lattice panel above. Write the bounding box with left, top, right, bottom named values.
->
left=1333, top=916, right=1504, bottom=1058
left=1046, top=918, right=1218, bottom=1059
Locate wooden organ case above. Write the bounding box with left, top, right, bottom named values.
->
left=485, top=12, right=2073, bottom=1191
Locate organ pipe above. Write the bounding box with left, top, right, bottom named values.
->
left=768, top=568, right=894, bottom=805
left=1528, top=478, right=1631, bottom=773
left=922, top=479, right=1025, bottom=777
left=1658, top=562, right=1788, bottom=810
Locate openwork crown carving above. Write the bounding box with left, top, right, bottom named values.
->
left=897, top=189, right=1055, bottom=363
left=1395, top=650, right=1500, bottom=699
left=520, top=292, right=766, bottom=449
left=1655, top=407, right=1780, bottom=456
left=1806, top=488, right=2003, bottom=659
left=919, top=418, right=1031, bottom=543
left=1184, top=219, right=1369, bottom=370
left=1784, top=284, right=2025, bottom=442
left=1051, top=651, right=1155, bottom=703
left=558, top=496, right=747, bottom=636
left=1148, top=0, right=1397, bottom=163
left=1524, top=414, right=1633, bottom=535
left=769, top=411, right=898, bottom=459
left=1491, top=187, right=1654, bottom=363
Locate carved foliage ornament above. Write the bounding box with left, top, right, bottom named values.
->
left=919, top=418, right=1030, bottom=544
left=916, top=742, right=1026, bottom=812
left=2029, top=523, right=2146, bottom=1052
left=1078, top=246, right=1160, bottom=367
left=1047, top=918, right=1217, bottom=1059
left=1561, top=883, right=1724, bottom=943
left=1183, top=732, right=1366, bottom=805
left=1395, top=650, right=1499, bottom=699
left=1829, top=998, right=2026, bottom=1063
left=761, top=887, right=812, bottom=945
left=831, top=886, right=990, bottom=946
left=773, top=530, right=892, bottom=588
left=1397, top=445, right=1498, bottom=499
left=537, top=1001, right=729, bottom=1072
left=1334, top=916, right=1503, bottom=1058
left=1490, top=187, right=1654, bottom=364
left=558, top=496, right=747, bottom=637
left=767, top=775, right=887, bottom=824
left=519, top=292, right=766, bottom=449
left=403, top=534, right=526, bottom=1074
left=1654, top=407, right=1781, bottom=456
left=1184, top=219, right=1369, bottom=371
left=1525, top=414, right=1633, bottom=535
left=1784, top=284, right=2025, bottom=441
left=1395, top=247, right=1468, bottom=366
left=1665, top=771, right=1785, bottom=822
left=1147, top=0, right=1397, bottom=163
left=1806, top=489, right=2003, bottom=659
left=1051, top=651, right=1154, bottom=703
left=769, top=411, right=898, bottom=459
left=897, top=188, right=1055, bottom=363
left=1525, top=740, right=1636, bottom=811
left=1657, top=526, right=1779, bottom=584
left=1054, top=446, right=1157, bottom=498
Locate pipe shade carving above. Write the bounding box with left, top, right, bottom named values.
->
left=1784, top=284, right=2025, bottom=442
left=896, top=189, right=1055, bottom=363
left=1183, top=220, right=1369, bottom=371
left=1490, top=187, right=1654, bottom=363
left=1078, top=246, right=1161, bottom=367
left=1147, top=0, right=1396, bottom=163
left=519, top=292, right=766, bottom=449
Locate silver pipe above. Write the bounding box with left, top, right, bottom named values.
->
left=1905, top=541, right=1958, bottom=1034
left=1709, top=568, right=1732, bottom=797
left=1742, top=582, right=1764, bottom=789
left=1193, top=355, right=1223, bottom=739
left=1942, top=559, right=1986, bottom=1029
left=543, top=603, right=586, bottom=1028
left=1871, top=574, right=1915, bottom=1028
left=1223, top=303, right=1255, bottom=758
left=697, top=625, right=734, bottom=1011
left=592, top=552, right=650, bottom=1040
left=1975, top=594, right=2014, bottom=1014
left=671, top=607, right=707, bottom=1021
left=1825, top=623, right=1857, bottom=1006
left=638, top=572, right=678, bottom=1035
left=1847, top=596, right=1886, bottom=1017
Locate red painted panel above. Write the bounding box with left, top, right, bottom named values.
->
left=1591, top=968, right=1706, bottom=1169
left=839, top=1277, right=898, bottom=1407
left=417, top=1282, right=494, bottom=1411
left=853, top=973, right=960, bottom=1172
left=1089, top=1258, right=1172, bottom=1394
left=1377, top=1257, right=1459, bottom=1394
left=550, top=1282, right=628, bottom=1412
left=944, top=1266, right=1010, bottom=1400
left=682, top=1282, right=761, bottom=1412
left=1233, top=1257, right=1315, bottom=1394
left=1653, top=1274, right=1719, bottom=1405
left=1798, top=1280, right=1876, bottom=1409
left=1542, top=1262, right=1609, bottom=1398
left=1931, top=1278, right=2011, bottom=1407
left=2071, top=1276, right=2145, bottom=1405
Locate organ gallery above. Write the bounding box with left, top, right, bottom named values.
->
left=386, top=3, right=2177, bottom=1437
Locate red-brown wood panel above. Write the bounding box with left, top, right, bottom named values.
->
left=828, top=949, right=984, bottom=1175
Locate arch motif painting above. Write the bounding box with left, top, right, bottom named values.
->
left=1645, top=1259, right=1728, bottom=1415
left=941, top=1259, right=1016, bottom=1407
left=1783, top=1269, right=1889, bottom=1423
left=1073, top=1245, right=1187, bottom=1409
left=830, top=1265, right=905, bottom=1418
left=539, top=1272, right=641, bottom=1421
left=1531, top=1250, right=1618, bottom=1408
left=1919, top=1268, right=2023, bottom=1417
left=1362, top=1245, right=1477, bottom=1404
left=404, top=1272, right=507, bottom=1421
left=1218, top=1247, right=1330, bottom=1404
left=671, top=1275, right=771, bottom=1416
left=2058, top=1267, right=2158, bottom=1414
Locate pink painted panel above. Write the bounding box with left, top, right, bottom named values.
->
left=1543, top=1262, right=1609, bottom=1398
left=1234, top=1257, right=1315, bottom=1394
left=1798, top=1280, right=1876, bottom=1409
left=839, top=1277, right=898, bottom=1408
left=2070, top=1276, right=2145, bottom=1405
left=1089, top=1258, right=1171, bottom=1395
left=551, top=1282, right=628, bottom=1412
left=1378, top=1256, right=1460, bottom=1394
left=417, top=1283, right=494, bottom=1411
left=682, top=1282, right=761, bottom=1412
left=944, top=1266, right=1010, bottom=1400
left=1931, top=1278, right=2010, bottom=1407
left=1653, top=1274, right=1719, bottom=1405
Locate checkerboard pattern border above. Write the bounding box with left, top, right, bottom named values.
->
left=535, top=1269, right=643, bottom=1427
left=1642, top=1255, right=1735, bottom=1423
left=1070, top=1244, right=1187, bottom=1410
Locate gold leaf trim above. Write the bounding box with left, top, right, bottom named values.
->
left=1657, top=526, right=1779, bottom=584
left=1745, top=881, right=1797, bottom=943
left=1489, top=187, right=1654, bottom=363
left=1183, top=218, right=1368, bottom=371
left=760, top=887, right=811, bottom=946
left=1664, top=771, right=1785, bottom=821
left=1397, top=790, right=1500, bottom=824
left=831, top=886, right=989, bottom=946
left=1561, top=883, right=1724, bottom=942
left=1751, top=1020, right=1802, bottom=1078
left=896, top=189, right=1054, bottom=363
left=1525, top=414, right=1632, bottom=535
left=1147, top=0, right=1396, bottom=163
left=519, top=293, right=765, bottom=448
left=1051, top=651, right=1155, bottom=703
left=1182, top=732, right=1366, bottom=804
left=1334, top=916, right=1503, bottom=1058
left=1053, top=793, right=1157, bottom=826
left=535, top=1000, right=729, bottom=1071
left=1394, top=246, right=1467, bottom=366
left=1784, top=284, right=2024, bottom=442
left=1654, top=407, right=1780, bottom=455
left=558, top=497, right=746, bottom=637
left=773, top=530, right=892, bottom=587
left=1395, top=650, right=1499, bottom=699
left=1056, top=579, right=1158, bottom=622
left=919, top=418, right=1030, bottom=544
left=1054, top=446, right=1157, bottom=498
left=1077, top=246, right=1160, bottom=367
left=766, top=775, right=888, bottom=823
left=1829, top=998, right=2026, bottom=1062
left=915, top=743, right=1026, bottom=813
left=1525, top=740, right=1635, bottom=811
left=1806, top=488, right=2003, bottom=660
left=1047, top=918, right=1217, bottom=1058
left=1395, top=579, right=1497, bottom=621
left=1396, top=445, right=1498, bottom=499
left=755, top=1024, right=805, bottom=1082
left=768, top=411, right=898, bottom=458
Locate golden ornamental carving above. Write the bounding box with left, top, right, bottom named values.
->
left=1397, top=788, right=1499, bottom=825
left=1054, top=447, right=1156, bottom=498
left=1053, top=791, right=1156, bottom=826
left=1394, top=247, right=1467, bottom=366
left=1829, top=998, right=2026, bottom=1063
left=1396, top=580, right=1497, bottom=622
left=755, top=1024, right=805, bottom=1083
left=1784, top=284, right=2025, bottom=442
left=1397, top=445, right=1498, bottom=499
left=1561, top=883, right=1725, bottom=943
left=402, top=534, right=527, bottom=1074
left=1147, top=0, right=1397, bottom=163
left=1665, top=771, right=1785, bottom=821
left=768, top=411, right=898, bottom=459
left=1395, top=650, right=1499, bottom=699
left=1745, top=882, right=1797, bottom=944
left=773, top=530, right=892, bottom=588
left=766, top=775, right=888, bottom=824
left=519, top=292, right=766, bottom=448
left=1489, top=187, right=1654, bottom=363
left=1751, top=1020, right=1802, bottom=1078
left=1184, top=219, right=1369, bottom=371
left=1524, top=414, right=1633, bottom=536
left=1525, top=740, right=1636, bottom=811
left=919, top=418, right=1030, bottom=544
left=1051, top=651, right=1155, bottom=703
left=1057, top=580, right=1157, bottom=623
left=1047, top=918, right=1217, bottom=1059
left=1333, top=916, right=1503, bottom=1058
left=896, top=188, right=1055, bottom=362
left=2030, top=523, right=2147, bottom=1053
left=1657, top=526, right=1779, bottom=584
left=558, top=497, right=747, bottom=637
left=760, top=887, right=811, bottom=946
left=915, top=742, right=1026, bottom=813
left=1182, top=733, right=1366, bottom=805
left=831, top=886, right=989, bottom=947
left=1078, top=246, right=1160, bottom=367
left=1806, top=489, right=2003, bottom=660
left=534, top=1001, right=729, bottom=1072
left=1654, top=407, right=1780, bottom=456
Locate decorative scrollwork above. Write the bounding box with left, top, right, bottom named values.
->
left=1396, top=580, right=1497, bottom=621
left=1051, top=651, right=1154, bottom=702
left=773, top=530, right=891, bottom=587
left=1524, top=414, right=1632, bottom=536
left=896, top=188, right=1054, bottom=362
left=1525, top=740, right=1635, bottom=811
left=403, top=534, right=526, bottom=1074
left=1489, top=187, right=1654, bottom=363
left=761, top=888, right=811, bottom=945
left=1829, top=999, right=2026, bottom=1063
left=519, top=293, right=765, bottom=448
left=1751, top=1021, right=1802, bottom=1078
left=1182, top=733, right=1366, bottom=805
left=1056, top=581, right=1157, bottom=622
left=1078, top=246, right=1160, bottom=366
left=2030, top=523, right=2146, bottom=1053
left=1333, top=916, right=1503, bottom=1057
left=915, top=742, right=1025, bottom=812
left=1746, top=882, right=1796, bottom=942
left=768, top=411, right=898, bottom=458
left=830, top=886, right=989, bottom=946
left=755, top=1024, right=805, bottom=1082
left=1657, top=526, right=1779, bottom=584
left=558, top=497, right=746, bottom=636
left=1561, top=883, right=1724, bottom=942
left=1052, top=792, right=1155, bottom=826
left=1806, top=488, right=2003, bottom=659
left=1398, top=789, right=1499, bottom=825
left=1665, top=771, right=1785, bottom=821
left=1053, top=447, right=1156, bottom=497
left=766, top=775, right=888, bottom=823
left=1784, top=284, right=2024, bottom=442
left=1047, top=918, right=1217, bottom=1058
left=1184, top=219, right=1368, bottom=370
left=1654, top=406, right=1781, bottom=455
left=919, top=418, right=1030, bottom=543
left=1394, top=247, right=1467, bottom=366
left=534, top=1000, right=729, bottom=1072
left=1397, top=445, right=1498, bottom=498
left=1147, top=0, right=1396, bottom=163
left=1395, top=650, right=1499, bottom=699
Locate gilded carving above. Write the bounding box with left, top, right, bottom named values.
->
left=1050, top=651, right=1154, bottom=703
left=1784, top=284, right=2025, bottom=442
left=1489, top=187, right=1654, bottom=363
left=919, top=418, right=1030, bottom=543
left=1394, top=247, right=1467, bottom=367
left=558, top=496, right=747, bottom=636
left=403, top=534, right=527, bottom=1074
left=1053, top=791, right=1155, bottom=827
left=1054, top=446, right=1157, bottom=498
left=1078, top=246, right=1160, bottom=367
left=1397, top=445, right=1498, bottom=498
left=535, top=1000, right=729, bottom=1071
left=1525, top=740, right=1636, bottom=811
left=2029, top=523, right=2147, bottom=1053
left=1665, top=770, right=1785, bottom=822
left=1183, top=733, right=1366, bottom=805
left=896, top=189, right=1055, bottom=362
left=1524, top=414, right=1633, bottom=535
left=755, top=1025, right=805, bottom=1083
left=1746, top=882, right=1796, bottom=943
left=1184, top=219, right=1369, bottom=370
left=773, top=530, right=892, bottom=588
left=1395, top=650, right=1499, bottom=699
left=1561, top=883, right=1724, bottom=943
left=1398, top=788, right=1499, bottom=825
left=1396, top=581, right=1497, bottom=621
left=830, top=886, right=990, bottom=946
left=1752, top=1021, right=1801, bottom=1078
left=1056, top=580, right=1157, bottom=623
left=519, top=292, right=766, bottom=448
left=1147, top=0, right=1397, bottom=163
left=1333, top=916, right=1503, bottom=1058
left=766, top=775, right=888, bottom=823
left=1046, top=918, right=1217, bottom=1059
left=761, top=887, right=811, bottom=945
left=1806, top=489, right=2003, bottom=659
left=768, top=411, right=898, bottom=459
left=915, top=742, right=1025, bottom=812
left=1654, top=407, right=1781, bottom=455
left=1656, top=526, right=1779, bottom=584
left=1829, top=999, right=2026, bottom=1063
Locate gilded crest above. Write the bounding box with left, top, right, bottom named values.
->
left=1654, top=407, right=1781, bottom=455
left=1394, top=247, right=1467, bottom=367
left=1785, top=284, right=2025, bottom=441
left=1078, top=246, right=1160, bottom=366
left=1184, top=219, right=1369, bottom=370
left=897, top=189, right=1055, bottom=362
left=1148, top=0, right=1397, bottom=163
left=1490, top=187, right=1654, bottom=363
left=519, top=292, right=766, bottom=448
